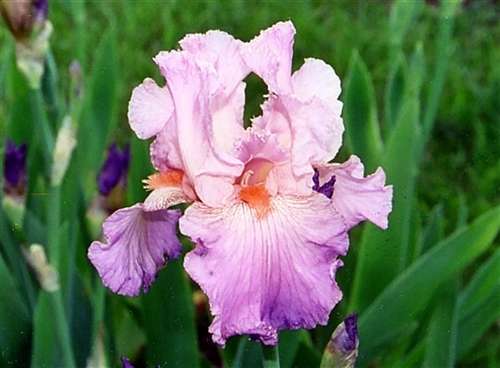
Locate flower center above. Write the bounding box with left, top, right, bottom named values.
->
left=238, top=158, right=274, bottom=187
left=238, top=158, right=273, bottom=218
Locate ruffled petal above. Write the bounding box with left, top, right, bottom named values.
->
left=292, top=58, right=342, bottom=105
left=181, top=194, right=348, bottom=345
left=128, top=78, right=173, bottom=139
left=254, top=93, right=343, bottom=195
left=318, top=155, right=393, bottom=230
left=283, top=95, right=342, bottom=176
left=289, top=58, right=344, bottom=163
left=242, top=21, right=295, bottom=93
left=180, top=30, right=249, bottom=93
left=154, top=51, right=243, bottom=206
left=88, top=204, right=181, bottom=296
left=234, top=128, right=288, bottom=165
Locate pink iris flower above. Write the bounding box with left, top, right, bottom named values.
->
left=88, top=21, right=392, bottom=346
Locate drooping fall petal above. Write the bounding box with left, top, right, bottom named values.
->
left=88, top=204, right=181, bottom=296
left=181, top=194, right=348, bottom=345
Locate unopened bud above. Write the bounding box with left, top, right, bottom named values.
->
left=121, top=357, right=135, bottom=368
left=3, top=139, right=27, bottom=194
left=69, top=60, right=83, bottom=101
left=0, top=0, right=47, bottom=40
left=51, top=115, right=76, bottom=186
left=25, top=243, right=59, bottom=292
left=320, top=314, right=359, bottom=368
left=15, top=19, right=52, bottom=89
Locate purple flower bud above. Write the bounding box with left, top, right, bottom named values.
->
left=69, top=60, right=83, bottom=100
left=33, top=0, right=48, bottom=23
left=313, top=169, right=335, bottom=199
left=339, top=314, right=358, bottom=353
left=321, top=314, right=359, bottom=368
left=120, top=357, right=134, bottom=368
left=97, top=144, right=130, bottom=196
left=3, top=140, right=27, bottom=193
left=0, top=0, right=48, bottom=40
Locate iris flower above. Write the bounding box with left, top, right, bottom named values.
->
left=88, top=21, right=392, bottom=345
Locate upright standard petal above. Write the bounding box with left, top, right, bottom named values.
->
left=88, top=204, right=181, bottom=296
left=128, top=78, right=173, bottom=139
left=290, top=58, right=344, bottom=163
left=180, top=30, right=249, bottom=93
left=292, top=58, right=342, bottom=105
left=242, top=21, right=295, bottom=93
left=181, top=194, right=348, bottom=345
left=154, top=51, right=243, bottom=206
left=317, top=155, right=393, bottom=230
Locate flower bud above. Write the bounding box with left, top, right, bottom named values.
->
left=320, top=314, right=359, bottom=368
left=0, top=0, right=47, bottom=40
left=121, top=357, right=134, bottom=368
left=69, top=60, right=83, bottom=103
left=1, top=0, right=51, bottom=88
left=24, top=243, right=59, bottom=292
left=51, top=115, right=76, bottom=186
left=3, top=140, right=27, bottom=229
left=3, top=139, right=27, bottom=194
left=95, top=144, right=130, bottom=212
left=97, top=144, right=130, bottom=196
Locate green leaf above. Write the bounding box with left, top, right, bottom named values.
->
left=357, top=206, right=500, bottom=363
left=383, top=53, right=407, bottom=137
left=76, top=29, right=118, bottom=178
left=279, top=330, right=307, bottom=368
left=0, top=253, right=31, bottom=366
left=343, top=51, right=383, bottom=171
left=32, top=289, right=77, bottom=368
left=421, top=0, right=460, bottom=147
left=262, top=345, right=280, bottom=368
left=406, top=43, right=425, bottom=101
left=349, top=95, right=420, bottom=312
left=0, top=205, right=36, bottom=310
left=414, top=204, right=444, bottom=259
left=456, top=292, right=500, bottom=359
left=0, top=40, right=13, bottom=102
left=422, top=280, right=459, bottom=368
left=455, top=249, right=500, bottom=358
left=32, top=292, right=59, bottom=367
left=458, top=248, right=500, bottom=319
left=142, top=260, right=200, bottom=368
left=231, top=338, right=263, bottom=368
left=388, top=0, right=423, bottom=54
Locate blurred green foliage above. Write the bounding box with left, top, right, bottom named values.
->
left=0, top=0, right=499, bottom=367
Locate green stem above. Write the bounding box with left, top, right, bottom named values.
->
left=29, top=89, right=54, bottom=170
left=90, top=284, right=106, bottom=358
left=47, top=184, right=75, bottom=368
left=47, top=185, right=61, bottom=266
left=50, top=290, right=76, bottom=368
left=262, top=345, right=280, bottom=368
